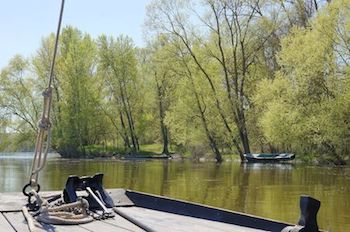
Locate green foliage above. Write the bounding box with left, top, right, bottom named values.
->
left=255, top=0, right=350, bottom=164
left=97, top=35, right=141, bottom=152
left=53, top=27, right=103, bottom=157
left=1, top=1, right=350, bottom=164
left=0, top=55, right=39, bottom=150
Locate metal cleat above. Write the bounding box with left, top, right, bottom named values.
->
left=63, top=173, right=115, bottom=215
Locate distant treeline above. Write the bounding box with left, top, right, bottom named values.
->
left=0, top=0, right=349, bottom=164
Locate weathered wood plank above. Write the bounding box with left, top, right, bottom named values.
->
left=0, top=191, right=63, bottom=212
left=27, top=222, right=91, bottom=232
left=108, top=189, right=134, bottom=206
left=41, top=224, right=92, bottom=232
left=0, top=213, right=15, bottom=232
left=0, top=189, right=132, bottom=212
left=117, top=207, right=268, bottom=232
left=3, top=212, right=56, bottom=232
left=3, top=211, right=92, bottom=232
left=0, top=193, right=28, bottom=212
left=102, top=213, right=145, bottom=232
left=79, top=216, right=144, bottom=232
left=3, top=212, right=31, bottom=232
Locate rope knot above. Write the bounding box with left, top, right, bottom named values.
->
left=79, top=198, right=90, bottom=210
left=42, top=87, right=52, bottom=98
left=38, top=117, right=51, bottom=130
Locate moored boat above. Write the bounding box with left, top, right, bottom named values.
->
left=244, top=153, right=295, bottom=162
left=0, top=183, right=321, bottom=232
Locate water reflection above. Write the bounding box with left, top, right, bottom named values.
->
left=0, top=153, right=349, bottom=231
left=242, top=162, right=295, bottom=170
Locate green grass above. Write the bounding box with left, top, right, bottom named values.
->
left=83, top=144, right=121, bottom=158
left=139, top=144, right=163, bottom=153
left=140, top=144, right=177, bottom=155
left=83, top=143, right=170, bottom=158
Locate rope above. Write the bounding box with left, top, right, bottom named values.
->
left=25, top=0, right=65, bottom=192
left=22, top=206, right=38, bottom=232
left=24, top=190, right=93, bottom=230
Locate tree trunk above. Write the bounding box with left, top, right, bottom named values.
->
left=185, top=67, right=222, bottom=162
left=119, top=111, right=131, bottom=150
left=119, top=81, right=139, bottom=153
left=161, top=125, right=170, bottom=155
left=238, top=110, right=251, bottom=154
left=155, top=74, right=170, bottom=155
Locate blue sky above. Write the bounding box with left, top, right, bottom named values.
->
left=0, top=0, right=150, bottom=69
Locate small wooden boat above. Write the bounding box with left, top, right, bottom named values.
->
left=0, top=188, right=321, bottom=232
left=244, top=153, right=295, bottom=162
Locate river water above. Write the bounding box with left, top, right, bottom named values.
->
left=0, top=152, right=349, bottom=231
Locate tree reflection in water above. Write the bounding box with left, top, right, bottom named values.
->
left=0, top=153, right=348, bottom=231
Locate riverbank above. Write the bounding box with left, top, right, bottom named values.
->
left=71, top=144, right=349, bottom=165
left=3, top=143, right=347, bottom=165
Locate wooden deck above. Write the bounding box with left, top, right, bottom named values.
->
left=0, top=189, right=287, bottom=232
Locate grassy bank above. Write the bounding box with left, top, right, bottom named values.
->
left=83, top=144, right=169, bottom=158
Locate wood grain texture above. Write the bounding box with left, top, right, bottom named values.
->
left=3, top=212, right=31, bottom=232
left=79, top=216, right=144, bottom=232
left=117, top=207, right=268, bottom=232
left=0, top=213, right=15, bottom=232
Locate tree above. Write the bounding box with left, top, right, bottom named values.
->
left=54, top=27, right=102, bottom=157
left=0, top=55, right=40, bottom=150
left=144, top=36, right=181, bottom=155
left=98, top=35, right=141, bottom=153
left=255, top=0, right=350, bottom=164
left=145, top=0, right=281, bottom=161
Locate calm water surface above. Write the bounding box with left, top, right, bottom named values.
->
left=0, top=152, right=349, bottom=232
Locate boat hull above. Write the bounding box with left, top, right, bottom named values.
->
left=244, top=153, right=295, bottom=163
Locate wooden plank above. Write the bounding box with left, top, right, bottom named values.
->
left=3, top=211, right=92, bottom=232
left=0, top=189, right=132, bottom=212
left=0, top=191, right=62, bottom=212
left=117, top=207, right=268, bottom=232
left=102, top=213, right=145, bottom=232
left=4, top=211, right=86, bottom=232
left=27, top=221, right=90, bottom=232
left=0, top=193, right=27, bottom=212
left=126, top=190, right=290, bottom=231
left=3, top=211, right=55, bottom=232
left=108, top=189, right=134, bottom=206
left=80, top=217, right=144, bottom=232
left=44, top=224, right=91, bottom=232
left=0, top=213, right=15, bottom=232
left=3, top=212, right=31, bottom=232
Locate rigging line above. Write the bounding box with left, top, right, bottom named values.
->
left=48, top=0, right=65, bottom=88
left=23, top=0, right=66, bottom=196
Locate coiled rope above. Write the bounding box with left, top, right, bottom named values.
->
left=22, top=191, right=93, bottom=232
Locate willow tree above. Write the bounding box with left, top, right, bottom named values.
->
left=0, top=55, right=40, bottom=150
left=144, top=36, right=182, bottom=155
left=145, top=0, right=279, bottom=161
left=53, top=27, right=101, bottom=157
left=98, top=35, right=140, bottom=153
left=278, top=0, right=331, bottom=28
left=255, top=0, right=350, bottom=164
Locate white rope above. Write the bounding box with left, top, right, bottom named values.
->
left=26, top=0, right=65, bottom=189
left=29, top=87, right=52, bottom=187
left=22, top=206, right=38, bottom=232
left=26, top=190, right=94, bottom=228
